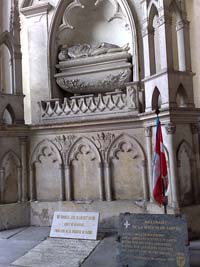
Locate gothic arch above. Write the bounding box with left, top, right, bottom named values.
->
left=31, top=139, right=62, bottom=166
left=48, top=0, right=139, bottom=97
left=67, top=137, right=101, bottom=165
left=107, top=134, right=147, bottom=200
left=107, top=133, right=145, bottom=163
left=0, top=150, right=21, bottom=203
left=152, top=87, right=161, bottom=110
left=176, top=140, right=195, bottom=206
left=176, top=84, right=188, bottom=107
left=67, top=136, right=102, bottom=201
left=0, top=31, right=14, bottom=55
left=30, top=139, right=63, bottom=201
left=2, top=104, right=15, bottom=124
left=0, top=150, right=20, bottom=168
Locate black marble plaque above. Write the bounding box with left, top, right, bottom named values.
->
left=117, top=213, right=189, bottom=267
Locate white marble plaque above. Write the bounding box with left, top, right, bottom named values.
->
left=50, top=211, right=99, bottom=240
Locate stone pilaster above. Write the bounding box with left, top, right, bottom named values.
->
left=191, top=123, right=200, bottom=202
left=144, top=126, right=152, bottom=199
left=64, top=163, right=72, bottom=201
left=141, top=160, right=149, bottom=201
left=165, top=122, right=179, bottom=209
left=19, top=137, right=28, bottom=202
left=104, top=162, right=112, bottom=201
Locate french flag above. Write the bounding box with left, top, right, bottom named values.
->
left=152, top=117, right=168, bottom=205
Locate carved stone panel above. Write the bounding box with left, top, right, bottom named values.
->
left=177, top=141, right=194, bottom=206
left=32, top=141, right=62, bottom=201
left=69, top=139, right=101, bottom=201
left=1, top=151, right=20, bottom=204
left=108, top=135, right=144, bottom=200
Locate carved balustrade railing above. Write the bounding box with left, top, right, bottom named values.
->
left=39, top=84, right=141, bottom=123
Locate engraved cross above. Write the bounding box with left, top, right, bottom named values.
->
left=124, top=220, right=131, bottom=229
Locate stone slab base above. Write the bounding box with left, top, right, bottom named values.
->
left=12, top=238, right=100, bottom=267
left=0, top=202, right=30, bottom=231
left=30, top=200, right=171, bottom=232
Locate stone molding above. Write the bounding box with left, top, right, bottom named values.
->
left=20, top=3, right=52, bottom=18
left=39, top=89, right=139, bottom=123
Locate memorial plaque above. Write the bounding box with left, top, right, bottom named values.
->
left=117, top=213, right=189, bottom=267
left=50, top=211, right=99, bottom=240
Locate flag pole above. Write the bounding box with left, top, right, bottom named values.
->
left=155, top=108, right=167, bottom=215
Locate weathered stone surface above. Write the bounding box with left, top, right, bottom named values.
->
left=118, top=213, right=189, bottom=267
left=12, top=238, right=100, bottom=267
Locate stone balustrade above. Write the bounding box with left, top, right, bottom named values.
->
left=40, top=88, right=139, bottom=123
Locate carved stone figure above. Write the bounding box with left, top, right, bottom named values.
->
left=58, top=42, right=130, bottom=61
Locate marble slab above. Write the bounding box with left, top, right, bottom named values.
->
left=12, top=238, right=100, bottom=267
left=50, top=211, right=99, bottom=240
left=117, top=213, right=189, bottom=267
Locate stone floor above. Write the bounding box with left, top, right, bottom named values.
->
left=0, top=227, right=199, bottom=267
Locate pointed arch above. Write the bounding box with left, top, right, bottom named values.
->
left=107, top=133, right=145, bottom=162
left=152, top=87, right=161, bottom=110
left=177, top=140, right=195, bottom=206
left=2, top=104, right=15, bottom=124
left=67, top=136, right=102, bottom=201
left=67, top=137, right=101, bottom=165
left=48, top=0, right=139, bottom=97
left=0, top=150, right=21, bottom=168
left=176, top=84, right=188, bottom=107
left=148, top=2, right=159, bottom=29
left=0, top=150, right=21, bottom=204
left=31, top=139, right=62, bottom=166
left=30, top=139, right=63, bottom=201
left=107, top=133, right=147, bottom=201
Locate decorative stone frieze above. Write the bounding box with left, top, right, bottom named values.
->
left=92, top=132, right=115, bottom=161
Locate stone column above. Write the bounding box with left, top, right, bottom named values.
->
left=17, top=166, right=22, bottom=202
left=141, top=160, right=149, bottom=201
left=176, top=19, right=191, bottom=72
left=60, top=164, right=65, bottom=201
left=64, top=163, right=72, bottom=201
left=145, top=127, right=152, bottom=199
left=29, top=165, right=36, bottom=201
left=165, top=123, right=179, bottom=209
left=20, top=3, right=52, bottom=124
left=158, top=10, right=174, bottom=70
left=19, top=137, right=28, bottom=202
left=0, top=169, right=4, bottom=204
left=142, top=27, right=156, bottom=77
left=104, top=162, right=112, bottom=201
left=99, top=162, right=105, bottom=201
left=191, top=123, right=200, bottom=202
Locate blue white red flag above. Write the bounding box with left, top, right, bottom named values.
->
left=152, top=117, right=168, bottom=205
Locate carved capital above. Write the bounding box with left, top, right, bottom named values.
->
left=144, top=127, right=152, bottom=137
left=165, top=123, right=176, bottom=135
left=191, top=123, right=199, bottom=134
left=158, top=15, right=172, bottom=27
left=176, top=19, right=189, bottom=31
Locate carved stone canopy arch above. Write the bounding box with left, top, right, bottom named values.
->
left=31, top=139, right=62, bottom=167
left=107, top=134, right=145, bottom=163
left=49, top=0, right=139, bottom=97
left=177, top=140, right=194, bottom=164
left=1, top=150, right=21, bottom=169
left=177, top=140, right=195, bottom=206
left=67, top=137, right=101, bottom=165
